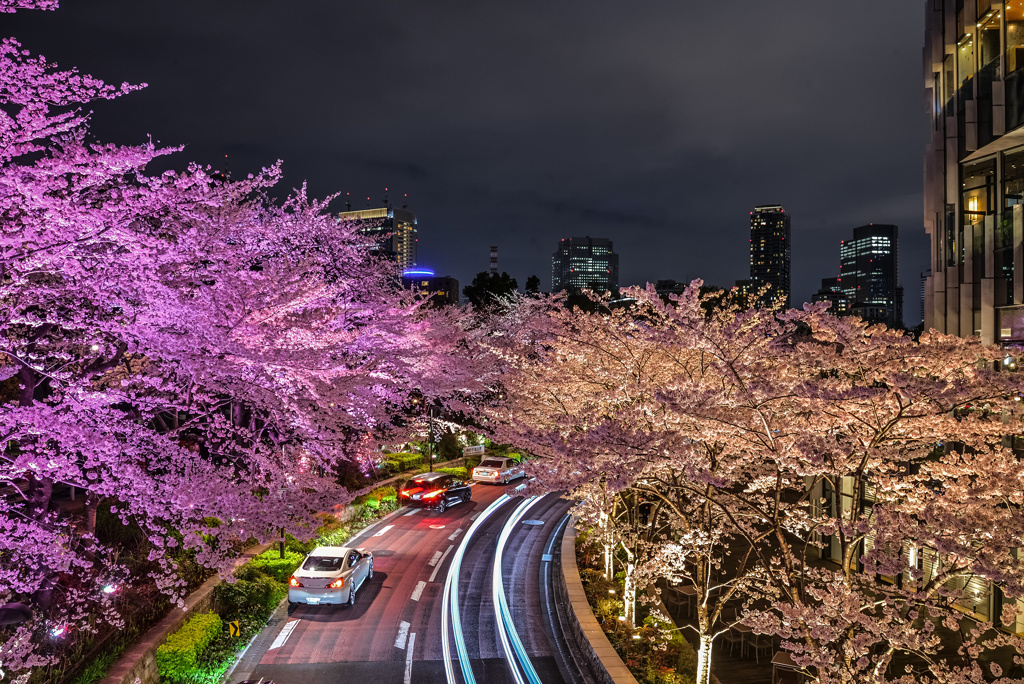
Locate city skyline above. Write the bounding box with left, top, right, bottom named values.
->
left=3, top=1, right=927, bottom=309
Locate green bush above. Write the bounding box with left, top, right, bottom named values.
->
left=246, top=549, right=304, bottom=582
left=387, top=452, right=424, bottom=471
left=155, top=612, right=222, bottom=682
left=214, top=572, right=278, bottom=618
left=435, top=467, right=468, bottom=479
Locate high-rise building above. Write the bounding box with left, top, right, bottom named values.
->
left=839, top=224, right=903, bottom=328
left=551, top=237, right=619, bottom=292
left=923, top=2, right=1024, bottom=344
left=749, top=205, right=791, bottom=308
left=811, top=277, right=850, bottom=315
left=338, top=206, right=417, bottom=271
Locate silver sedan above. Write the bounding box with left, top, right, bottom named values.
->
left=288, top=546, right=373, bottom=607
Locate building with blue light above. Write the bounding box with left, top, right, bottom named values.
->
left=401, top=269, right=459, bottom=306
left=839, top=224, right=903, bottom=328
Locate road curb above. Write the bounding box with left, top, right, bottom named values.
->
left=558, top=517, right=639, bottom=684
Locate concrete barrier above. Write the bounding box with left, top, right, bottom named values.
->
left=557, top=518, right=638, bottom=684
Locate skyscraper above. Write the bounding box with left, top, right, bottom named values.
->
left=551, top=237, right=619, bottom=292
left=338, top=205, right=417, bottom=271
left=749, top=205, right=791, bottom=308
left=839, top=224, right=903, bottom=328
left=811, top=277, right=849, bottom=315
left=923, top=2, right=1024, bottom=343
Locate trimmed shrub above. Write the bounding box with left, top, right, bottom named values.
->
left=214, top=572, right=278, bottom=617
left=387, top=452, right=423, bottom=471
left=246, top=549, right=304, bottom=582
left=435, top=467, right=468, bottom=479
left=155, top=612, right=222, bottom=682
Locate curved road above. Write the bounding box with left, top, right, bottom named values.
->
left=230, top=482, right=577, bottom=684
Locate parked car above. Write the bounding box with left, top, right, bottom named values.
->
left=398, top=472, right=471, bottom=512
left=288, top=546, right=373, bottom=607
left=471, top=457, right=525, bottom=485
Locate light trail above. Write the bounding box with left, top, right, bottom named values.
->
left=442, top=494, right=510, bottom=684
left=492, top=494, right=546, bottom=684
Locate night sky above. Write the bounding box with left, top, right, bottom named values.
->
left=6, top=1, right=927, bottom=323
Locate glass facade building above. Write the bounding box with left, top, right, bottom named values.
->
left=749, top=205, right=791, bottom=308
left=551, top=237, right=619, bottom=292
left=924, top=0, right=1024, bottom=344
left=839, top=225, right=903, bottom=328
left=338, top=206, right=417, bottom=271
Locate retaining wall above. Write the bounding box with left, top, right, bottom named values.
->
left=557, top=518, right=638, bottom=684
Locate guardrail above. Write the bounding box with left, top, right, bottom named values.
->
left=556, top=518, right=638, bottom=684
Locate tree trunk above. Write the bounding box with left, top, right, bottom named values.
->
left=623, top=559, right=636, bottom=627
left=85, top=492, right=101, bottom=536
left=695, top=633, right=714, bottom=684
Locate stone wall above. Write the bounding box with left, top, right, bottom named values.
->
left=557, top=518, right=638, bottom=684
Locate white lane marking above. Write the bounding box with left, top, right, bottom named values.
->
left=405, top=633, right=416, bottom=684
left=404, top=508, right=421, bottom=517
left=428, top=544, right=455, bottom=583
left=447, top=528, right=463, bottom=541
left=373, top=524, right=395, bottom=537
left=395, top=620, right=411, bottom=649
left=470, top=512, right=480, bottom=520
left=268, top=619, right=298, bottom=650
left=411, top=580, right=426, bottom=601
left=427, top=550, right=443, bottom=567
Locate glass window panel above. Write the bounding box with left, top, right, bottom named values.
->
left=1009, top=4, right=1024, bottom=74
left=979, top=14, right=1000, bottom=69
left=958, top=34, right=975, bottom=88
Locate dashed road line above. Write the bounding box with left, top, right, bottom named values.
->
left=268, top=619, right=298, bottom=650
left=427, top=550, right=444, bottom=567
left=404, top=633, right=416, bottom=684
left=395, top=620, right=411, bottom=649
left=403, top=508, right=421, bottom=517
left=447, top=528, right=463, bottom=541
left=410, top=580, right=426, bottom=601
left=373, top=524, right=395, bottom=537
left=428, top=544, right=454, bottom=582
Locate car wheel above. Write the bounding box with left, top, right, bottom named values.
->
left=437, top=499, right=447, bottom=513
left=347, top=584, right=357, bottom=607
left=368, top=561, right=374, bottom=580
left=461, top=492, right=471, bottom=505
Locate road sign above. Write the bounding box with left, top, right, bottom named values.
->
left=462, top=445, right=485, bottom=456
left=228, top=620, right=240, bottom=638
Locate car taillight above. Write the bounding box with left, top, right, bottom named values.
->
left=289, top=576, right=303, bottom=588
left=328, top=577, right=345, bottom=589
left=423, top=490, right=443, bottom=499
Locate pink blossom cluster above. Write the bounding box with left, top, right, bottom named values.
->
left=490, top=284, right=1024, bottom=684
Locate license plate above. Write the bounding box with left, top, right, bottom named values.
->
left=306, top=597, right=320, bottom=605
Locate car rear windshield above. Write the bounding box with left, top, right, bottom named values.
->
left=479, top=459, right=505, bottom=468
left=302, top=556, right=344, bottom=572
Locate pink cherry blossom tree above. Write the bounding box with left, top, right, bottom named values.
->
left=491, top=284, right=1024, bottom=684
left=0, top=1, right=488, bottom=674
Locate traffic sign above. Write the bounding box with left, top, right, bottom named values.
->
left=228, top=620, right=240, bottom=638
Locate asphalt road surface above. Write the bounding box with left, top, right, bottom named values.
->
left=230, top=481, right=576, bottom=684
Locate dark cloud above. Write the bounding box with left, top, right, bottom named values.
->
left=6, top=0, right=927, bottom=320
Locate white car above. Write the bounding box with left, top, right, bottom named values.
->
left=472, top=457, right=525, bottom=484
left=288, top=546, right=373, bottom=607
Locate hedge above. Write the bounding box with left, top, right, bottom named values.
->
left=155, top=612, right=222, bottom=682
left=434, top=467, right=468, bottom=479
left=385, top=452, right=423, bottom=471
left=245, top=548, right=304, bottom=582
left=356, top=485, right=398, bottom=509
